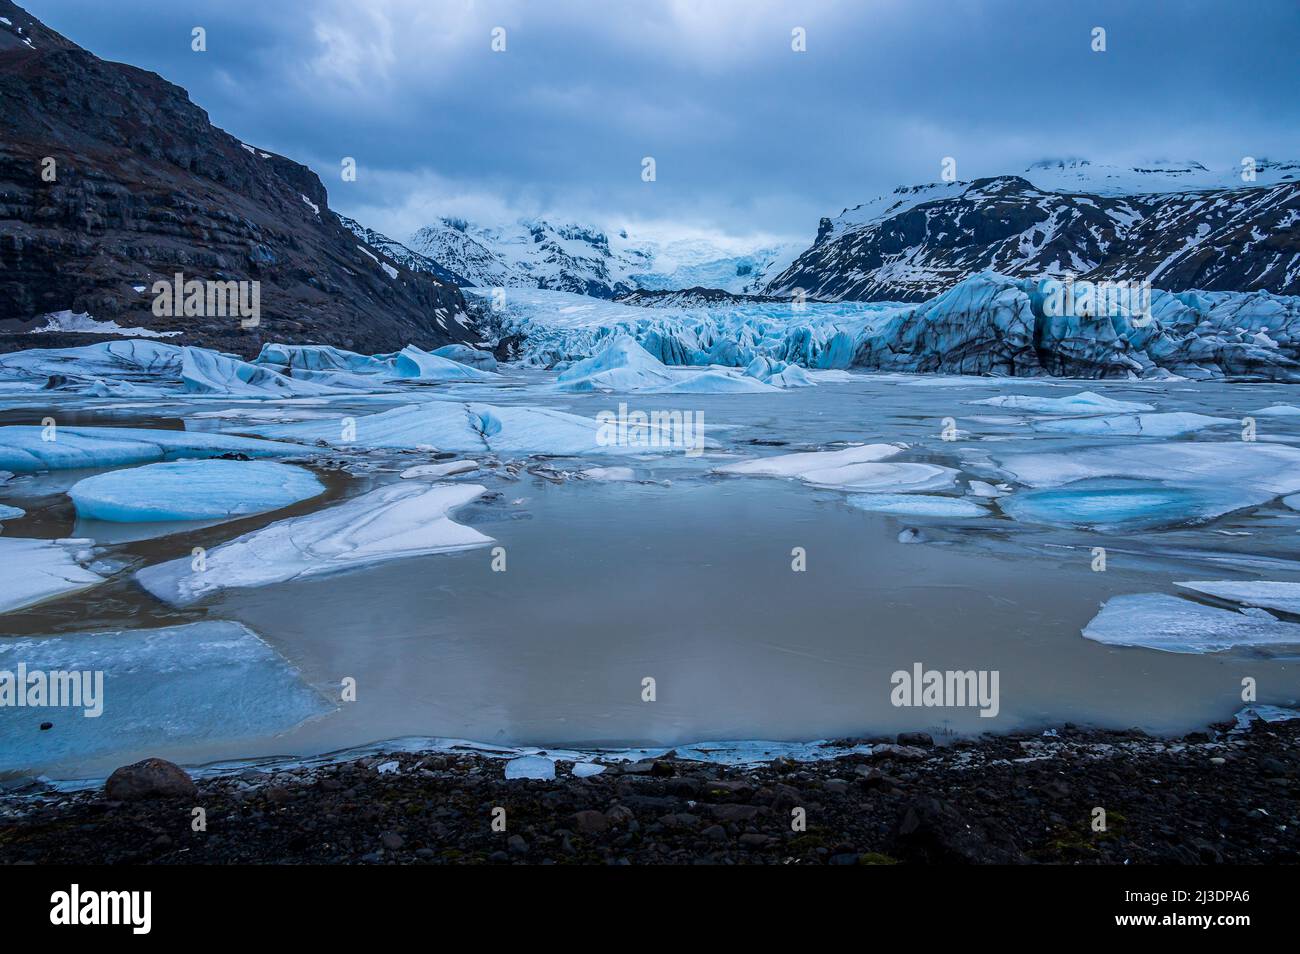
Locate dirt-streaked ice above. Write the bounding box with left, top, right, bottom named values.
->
left=1176, top=581, right=1300, bottom=615
left=0, top=424, right=305, bottom=472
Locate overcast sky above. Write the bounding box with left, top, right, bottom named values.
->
left=25, top=0, right=1300, bottom=247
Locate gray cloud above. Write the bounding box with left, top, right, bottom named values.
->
left=25, top=0, right=1300, bottom=244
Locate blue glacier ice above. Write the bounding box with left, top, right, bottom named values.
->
left=0, top=425, right=306, bottom=472
left=182, top=346, right=345, bottom=397
left=0, top=620, right=333, bottom=772
left=392, top=345, right=500, bottom=382
left=968, top=390, right=1154, bottom=414
left=998, top=478, right=1247, bottom=531
left=68, top=460, right=324, bottom=522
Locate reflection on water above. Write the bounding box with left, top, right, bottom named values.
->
left=3, top=374, right=1300, bottom=778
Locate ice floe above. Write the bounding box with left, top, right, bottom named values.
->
left=246, top=401, right=676, bottom=457
left=68, top=460, right=324, bottom=522
left=990, top=441, right=1300, bottom=528
left=1176, top=581, right=1300, bottom=616
left=0, top=620, right=332, bottom=772
left=135, top=482, right=493, bottom=605
left=400, top=460, right=480, bottom=479
left=804, top=461, right=959, bottom=493
left=968, top=390, right=1155, bottom=414
left=581, top=466, right=636, bottom=482
left=1030, top=412, right=1236, bottom=437
left=652, top=370, right=778, bottom=393
left=182, top=346, right=343, bottom=397
left=392, top=346, right=499, bottom=382
left=998, top=478, right=1245, bottom=531
left=0, top=503, right=24, bottom=522
left=431, top=344, right=498, bottom=372
left=0, top=537, right=104, bottom=615
left=846, top=494, right=987, bottom=517
left=0, top=424, right=305, bottom=472
left=715, top=443, right=904, bottom=479
left=1082, top=593, right=1300, bottom=654
left=555, top=335, right=675, bottom=392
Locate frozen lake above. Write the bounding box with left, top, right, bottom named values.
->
left=3, top=368, right=1300, bottom=778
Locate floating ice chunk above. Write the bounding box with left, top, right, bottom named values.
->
left=1082, top=593, right=1300, bottom=654
left=968, top=390, right=1155, bottom=414
left=0, top=537, right=104, bottom=615
left=847, top=494, right=987, bottom=517
left=254, top=343, right=392, bottom=375
left=0, top=504, right=24, bottom=521
left=249, top=402, right=664, bottom=457
left=967, top=479, right=1005, bottom=498
left=0, top=620, right=333, bottom=772
left=581, top=466, right=636, bottom=482
left=392, top=346, right=498, bottom=382
left=431, top=345, right=498, bottom=372
left=1252, top=405, right=1300, bottom=417
left=715, top=443, right=904, bottom=479
left=651, top=370, right=778, bottom=393
left=744, top=356, right=816, bottom=388
left=1176, top=581, right=1300, bottom=615
left=0, top=424, right=305, bottom=472
left=135, top=482, right=493, bottom=605
left=182, top=347, right=343, bottom=397
left=993, top=441, right=1300, bottom=497
left=1031, top=412, right=1236, bottom=437
left=68, top=460, right=324, bottom=522
left=1284, top=494, right=1300, bottom=511
left=400, top=459, right=480, bottom=479
left=804, top=462, right=959, bottom=493
left=998, top=478, right=1248, bottom=531
left=504, top=755, right=556, bottom=780
left=571, top=762, right=605, bottom=777
left=556, top=335, right=674, bottom=392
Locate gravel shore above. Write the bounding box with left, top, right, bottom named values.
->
left=3, top=718, right=1297, bottom=865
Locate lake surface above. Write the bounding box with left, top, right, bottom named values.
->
left=3, top=371, right=1300, bottom=778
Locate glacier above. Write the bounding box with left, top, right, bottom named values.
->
left=474, top=272, right=1300, bottom=382
left=135, top=482, right=494, bottom=605
left=0, top=620, right=333, bottom=772
left=68, top=460, right=324, bottom=522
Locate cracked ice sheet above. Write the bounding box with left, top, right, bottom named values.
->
left=0, top=424, right=307, bottom=472
left=0, top=537, right=104, bottom=615
left=1082, top=593, right=1300, bottom=654
left=243, top=401, right=679, bottom=456
left=0, top=620, right=333, bottom=773
left=1177, top=581, right=1300, bottom=615
left=135, top=482, right=494, bottom=605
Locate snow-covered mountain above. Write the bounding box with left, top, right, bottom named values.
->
left=768, top=163, right=1300, bottom=302
left=407, top=217, right=800, bottom=298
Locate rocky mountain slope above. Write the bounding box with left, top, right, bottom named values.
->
left=0, top=0, right=473, bottom=357
left=768, top=167, right=1300, bottom=303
